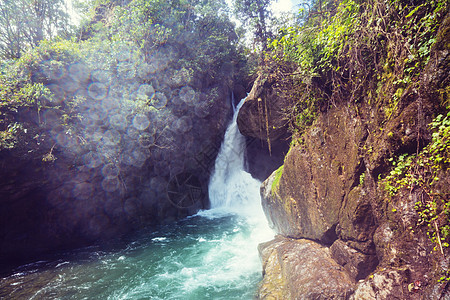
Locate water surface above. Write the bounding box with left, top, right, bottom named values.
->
left=0, top=98, right=273, bottom=299
left=1, top=210, right=270, bottom=299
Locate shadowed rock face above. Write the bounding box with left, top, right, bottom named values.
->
left=330, top=240, right=378, bottom=281
left=0, top=45, right=237, bottom=269
left=244, top=136, right=290, bottom=182
left=261, top=107, right=371, bottom=246
left=251, top=11, right=450, bottom=300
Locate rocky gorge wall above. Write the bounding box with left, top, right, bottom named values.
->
left=237, top=9, right=450, bottom=299
left=0, top=42, right=248, bottom=270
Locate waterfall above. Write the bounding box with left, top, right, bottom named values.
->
left=1, top=97, right=274, bottom=299
left=207, top=98, right=267, bottom=218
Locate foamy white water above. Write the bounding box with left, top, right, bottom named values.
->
left=0, top=98, right=274, bottom=300
left=199, top=97, right=274, bottom=287
left=208, top=99, right=272, bottom=221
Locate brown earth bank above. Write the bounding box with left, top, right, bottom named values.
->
left=237, top=7, right=450, bottom=300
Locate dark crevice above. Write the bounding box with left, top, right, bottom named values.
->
left=350, top=160, right=366, bottom=190
left=321, top=224, right=338, bottom=246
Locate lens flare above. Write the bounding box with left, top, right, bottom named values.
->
left=102, top=177, right=121, bottom=192
left=179, top=86, right=196, bottom=104
left=102, top=163, right=120, bottom=178
left=132, top=114, right=150, bottom=131
left=88, top=82, right=109, bottom=100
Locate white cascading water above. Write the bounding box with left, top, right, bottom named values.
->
left=1, top=98, right=274, bottom=299
left=208, top=99, right=266, bottom=215
left=205, top=96, right=273, bottom=234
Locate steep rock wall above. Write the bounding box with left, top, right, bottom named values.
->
left=0, top=48, right=237, bottom=269
left=258, top=92, right=448, bottom=299
left=238, top=9, right=450, bottom=299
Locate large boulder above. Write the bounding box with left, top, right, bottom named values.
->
left=237, top=73, right=289, bottom=142
left=261, top=106, right=372, bottom=246
left=258, top=236, right=354, bottom=299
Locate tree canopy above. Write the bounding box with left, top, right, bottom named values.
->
left=0, top=0, right=71, bottom=59
left=233, top=0, right=274, bottom=50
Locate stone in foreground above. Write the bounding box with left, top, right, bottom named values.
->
left=258, top=236, right=354, bottom=299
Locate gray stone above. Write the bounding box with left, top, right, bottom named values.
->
left=258, top=236, right=354, bottom=300
left=330, top=240, right=378, bottom=281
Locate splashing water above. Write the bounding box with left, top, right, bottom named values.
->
left=0, top=98, right=273, bottom=299
left=207, top=98, right=273, bottom=224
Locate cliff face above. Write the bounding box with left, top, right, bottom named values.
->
left=236, top=73, right=290, bottom=143
left=237, top=6, right=450, bottom=299
left=0, top=48, right=237, bottom=270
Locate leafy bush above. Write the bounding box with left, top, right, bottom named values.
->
left=263, top=0, right=448, bottom=136
left=0, top=39, right=81, bottom=150
left=81, top=0, right=243, bottom=82
left=383, top=112, right=450, bottom=253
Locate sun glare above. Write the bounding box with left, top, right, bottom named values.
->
left=270, top=0, right=293, bottom=16
left=65, top=0, right=81, bottom=25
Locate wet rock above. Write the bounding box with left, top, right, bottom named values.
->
left=258, top=238, right=289, bottom=299
left=236, top=73, right=289, bottom=141
left=261, top=107, right=367, bottom=245
left=330, top=240, right=378, bottom=281
left=258, top=236, right=354, bottom=299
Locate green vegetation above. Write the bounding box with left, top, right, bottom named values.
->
left=0, top=122, right=24, bottom=150
left=93, top=0, right=241, bottom=77
left=359, top=172, right=366, bottom=186
left=439, top=270, right=450, bottom=283
left=233, top=0, right=273, bottom=50
left=268, top=0, right=360, bottom=77
left=0, top=0, right=247, bottom=153
left=0, top=40, right=80, bottom=150
left=263, top=0, right=448, bottom=136
left=0, top=0, right=72, bottom=59
left=271, top=165, right=284, bottom=195
left=261, top=0, right=449, bottom=259
left=383, top=112, right=450, bottom=253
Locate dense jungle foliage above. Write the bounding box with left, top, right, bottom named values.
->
left=266, top=0, right=448, bottom=133
left=0, top=0, right=250, bottom=151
